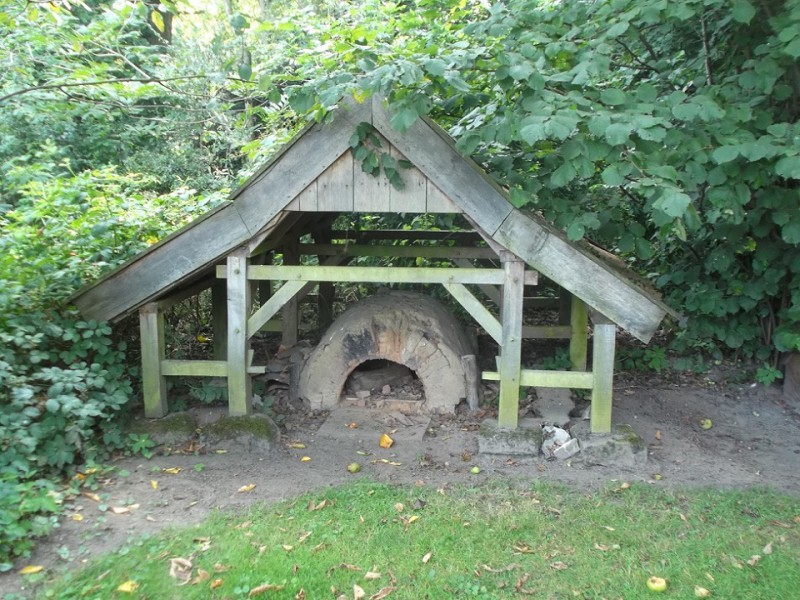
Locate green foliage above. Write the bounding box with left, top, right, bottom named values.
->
left=0, top=474, right=60, bottom=566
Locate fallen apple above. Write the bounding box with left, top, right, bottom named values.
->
left=700, top=418, right=713, bottom=430
left=646, top=576, right=668, bottom=592
left=470, top=466, right=481, bottom=475
left=347, top=462, right=361, bottom=473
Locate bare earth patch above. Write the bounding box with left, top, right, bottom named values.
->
left=3, top=374, right=799, bottom=598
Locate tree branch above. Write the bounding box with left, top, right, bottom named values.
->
left=0, top=75, right=213, bottom=104
left=700, top=13, right=714, bottom=86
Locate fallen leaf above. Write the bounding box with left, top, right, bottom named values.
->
left=146, top=515, right=156, bottom=522
left=482, top=563, right=519, bottom=573
left=655, top=429, right=662, bottom=440
left=602, top=525, right=615, bottom=531
left=82, top=492, right=101, bottom=503
left=169, top=557, right=193, bottom=585
left=369, top=587, right=396, bottom=600
left=680, top=513, right=688, bottom=522
left=512, top=543, right=534, bottom=554
left=111, top=506, right=130, bottom=515
left=163, top=467, right=182, bottom=474
left=550, top=561, right=568, bottom=570
left=353, top=584, right=366, bottom=599
left=365, top=571, right=381, bottom=580
left=282, top=544, right=294, bottom=551
left=514, top=572, right=530, bottom=592
left=71, top=513, right=84, bottom=522
left=747, top=555, right=761, bottom=566
left=312, top=542, right=326, bottom=553
left=116, top=580, right=139, bottom=593
left=594, top=543, right=610, bottom=552
left=191, top=569, right=210, bottom=585
left=379, top=434, right=394, bottom=449
left=763, top=542, right=773, bottom=555
left=347, top=422, right=358, bottom=429
left=422, top=552, right=432, bottom=564
left=194, top=537, right=211, bottom=552
left=150, top=480, right=159, bottom=490
left=298, top=531, right=312, bottom=544
left=214, top=562, right=231, bottom=572
left=19, top=565, right=44, bottom=575
left=694, top=585, right=712, bottom=597
left=300, top=456, right=312, bottom=462
left=210, top=578, right=224, bottom=589
left=295, top=588, right=306, bottom=599
left=394, top=503, right=405, bottom=512
left=371, top=459, right=402, bottom=466
left=705, top=572, right=715, bottom=582
left=249, top=583, right=286, bottom=596
left=238, top=484, right=257, bottom=493
left=620, top=482, right=631, bottom=490
left=327, top=563, right=360, bottom=576
left=288, top=441, right=306, bottom=449
left=309, top=499, right=329, bottom=511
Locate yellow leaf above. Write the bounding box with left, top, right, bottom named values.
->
left=19, top=565, right=44, bottom=575
left=694, top=585, right=712, bottom=597
left=71, top=513, right=84, bottom=522
left=163, top=467, right=182, bottom=474
left=111, top=506, right=130, bottom=515
left=379, top=434, right=394, bottom=449
left=620, top=482, right=631, bottom=490
left=249, top=583, right=285, bottom=596
left=191, top=569, right=210, bottom=585
left=422, top=552, right=432, bottom=564
left=238, top=484, right=257, bottom=493
left=282, top=544, right=294, bottom=551
left=150, top=480, right=159, bottom=490
left=289, top=442, right=306, bottom=449
left=117, top=580, right=139, bottom=593
left=364, top=571, right=381, bottom=580
left=300, top=456, right=312, bottom=462
left=150, top=9, right=165, bottom=33
left=407, top=515, right=419, bottom=524
left=82, top=492, right=101, bottom=502
left=210, top=578, right=224, bottom=589
left=394, top=503, right=404, bottom=512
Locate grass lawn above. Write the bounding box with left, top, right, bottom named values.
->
left=34, top=481, right=800, bottom=599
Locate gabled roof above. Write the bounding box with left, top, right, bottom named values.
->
left=73, top=96, right=675, bottom=343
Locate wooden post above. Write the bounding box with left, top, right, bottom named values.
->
left=227, top=250, right=252, bottom=416
left=211, top=280, right=227, bottom=361
left=461, top=354, right=482, bottom=412
left=281, top=240, right=299, bottom=348
left=569, top=295, right=589, bottom=371
left=590, top=322, right=617, bottom=433
left=497, top=255, right=525, bottom=429
left=558, top=287, right=572, bottom=325
left=140, top=303, right=167, bottom=418
left=315, top=231, right=334, bottom=332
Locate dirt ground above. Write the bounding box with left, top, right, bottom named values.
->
left=3, top=370, right=800, bottom=598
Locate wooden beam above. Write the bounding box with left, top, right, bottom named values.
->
left=454, top=259, right=501, bottom=304
left=246, top=280, right=306, bottom=339
left=590, top=323, right=617, bottom=433
left=281, top=240, right=299, bottom=347
left=497, top=259, right=525, bottom=429
left=162, top=360, right=227, bottom=377
left=226, top=251, right=252, bottom=416
left=139, top=303, right=167, bottom=418
left=522, top=325, right=572, bottom=339
left=483, top=369, right=594, bottom=389
left=442, top=283, right=502, bottom=344
left=569, top=295, right=589, bottom=371
left=315, top=231, right=334, bottom=332
left=298, top=243, right=497, bottom=260
left=332, top=230, right=482, bottom=243
left=218, top=264, right=538, bottom=286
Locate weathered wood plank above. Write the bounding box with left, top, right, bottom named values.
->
left=454, top=259, right=502, bottom=305
left=493, top=207, right=669, bottom=343
left=156, top=276, right=215, bottom=311
left=482, top=369, right=594, bottom=389
left=299, top=244, right=497, bottom=260
left=226, top=251, right=252, bottom=416
left=426, top=180, right=460, bottom=213
left=462, top=354, right=482, bottom=411
left=162, top=360, right=228, bottom=377
left=497, top=259, right=525, bottom=429
left=372, top=96, right=512, bottom=233
left=140, top=303, right=167, bottom=418
left=442, top=283, right=502, bottom=343
left=590, top=323, right=617, bottom=433
left=247, top=280, right=307, bottom=338
left=522, top=325, right=572, bottom=339
left=569, top=295, right=589, bottom=371
left=353, top=134, right=391, bottom=212
left=317, top=152, right=354, bottom=212
left=281, top=240, right=300, bottom=347
left=220, top=264, right=539, bottom=286
left=333, top=230, right=482, bottom=243
left=296, top=180, right=318, bottom=211
left=390, top=147, right=426, bottom=212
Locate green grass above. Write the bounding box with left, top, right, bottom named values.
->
left=37, top=482, right=800, bottom=599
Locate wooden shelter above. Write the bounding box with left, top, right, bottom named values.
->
left=73, top=96, right=674, bottom=433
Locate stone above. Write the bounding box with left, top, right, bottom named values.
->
left=356, top=390, right=371, bottom=399
left=125, top=412, right=197, bottom=447
left=571, top=422, right=647, bottom=467
left=553, top=437, right=580, bottom=460
left=478, top=418, right=543, bottom=456
left=201, top=414, right=281, bottom=455
left=382, top=384, right=392, bottom=395
left=532, top=387, right=575, bottom=426
left=541, top=424, right=571, bottom=458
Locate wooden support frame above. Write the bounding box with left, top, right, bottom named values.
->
left=140, top=303, right=167, bottom=418
left=497, top=257, right=525, bottom=429
left=442, top=283, right=502, bottom=343
left=590, top=322, right=617, bottom=433
left=298, top=243, right=497, bottom=260
left=226, top=250, right=252, bottom=416
left=569, top=295, right=589, bottom=371
left=281, top=239, right=300, bottom=347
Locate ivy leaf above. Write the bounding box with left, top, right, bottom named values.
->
left=731, top=0, right=756, bottom=24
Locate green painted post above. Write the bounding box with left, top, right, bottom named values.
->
left=140, top=303, right=167, bottom=418
left=497, top=257, right=525, bottom=429
left=590, top=322, right=617, bottom=433
left=569, top=295, right=588, bottom=371
left=226, top=251, right=252, bottom=416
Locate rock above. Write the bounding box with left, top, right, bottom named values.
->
left=125, top=412, right=197, bottom=447
left=201, top=414, right=280, bottom=454
left=355, top=390, right=371, bottom=399
left=478, top=418, right=543, bottom=456
left=553, top=437, right=580, bottom=460
left=382, top=384, right=391, bottom=395
left=541, top=425, right=571, bottom=458
left=571, top=422, right=647, bottom=467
